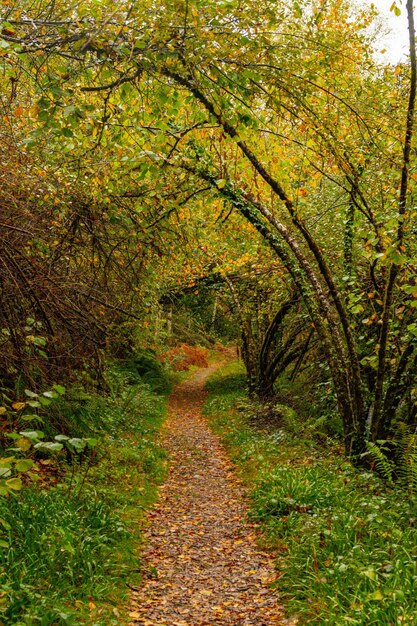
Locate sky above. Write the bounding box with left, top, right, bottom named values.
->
left=370, top=0, right=409, bottom=62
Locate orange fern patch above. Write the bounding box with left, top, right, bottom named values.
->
left=159, top=344, right=209, bottom=371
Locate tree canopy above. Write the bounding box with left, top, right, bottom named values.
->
left=0, top=0, right=416, bottom=458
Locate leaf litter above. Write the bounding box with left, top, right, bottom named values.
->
left=129, top=365, right=296, bottom=625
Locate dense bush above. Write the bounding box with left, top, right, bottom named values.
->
left=0, top=354, right=169, bottom=624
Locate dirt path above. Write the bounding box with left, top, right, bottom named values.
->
left=129, top=364, right=291, bottom=626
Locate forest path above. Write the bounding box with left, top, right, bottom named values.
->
left=129, top=363, right=291, bottom=626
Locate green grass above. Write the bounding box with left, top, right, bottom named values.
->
left=0, top=363, right=172, bottom=625
left=204, top=362, right=417, bottom=625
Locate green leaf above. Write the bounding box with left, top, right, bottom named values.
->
left=0, top=517, right=11, bottom=530
left=15, top=459, right=34, bottom=473
left=53, top=385, right=66, bottom=395
left=27, top=400, right=41, bottom=408
left=33, top=336, right=47, bottom=346
left=19, top=430, right=44, bottom=441
left=63, top=105, right=76, bottom=117
left=54, top=434, right=69, bottom=442
left=42, top=390, right=58, bottom=399
left=38, top=109, right=50, bottom=122
left=25, top=389, right=38, bottom=398
left=60, top=127, right=74, bottom=138
left=390, top=250, right=407, bottom=265
left=33, top=442, right=63, bottom=453
left=68, top=438, right=86, bottom=452
left=21, top=414, right=43, bottom=424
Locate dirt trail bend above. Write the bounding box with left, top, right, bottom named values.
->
left=129, top=364, right=290, bottom=626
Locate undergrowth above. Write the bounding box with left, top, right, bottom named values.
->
left=204, top=361, right=417, bottom=625
left=0, top=358, right=173, bottom=625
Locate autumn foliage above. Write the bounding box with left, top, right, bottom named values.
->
left=159, top=344, right=209, bottom=371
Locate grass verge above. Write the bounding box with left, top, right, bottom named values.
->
left=0, top=364, right=171, bottom=625
left=204, top=361, right=417, bottom=625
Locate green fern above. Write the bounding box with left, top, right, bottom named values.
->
left=394, top=424, right=417, bottom=495
left=367, top=441, right=395, bottom=484
left=367, top=425, right=417, bottom=495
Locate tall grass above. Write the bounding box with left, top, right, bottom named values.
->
left=204, top=362, right=417, bottom=625
left=0, top=359, right=172, bottom=625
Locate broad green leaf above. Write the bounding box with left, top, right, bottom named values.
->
left=24, top=389, right=38, bottom=398
left=19, top=431, right=44, bottom=440
left=38, top=397, right=52, bottom=407
left=20, top=414, right=39, bottom=422
left=33, top=442, right=63, bottom=452
left=68, top=438, right=86, bottom=452
left=27, top=401, right=41, bottom=408
left=15, top=459, right=34, bottom=472
left=42, top=390, right=58, bottom=399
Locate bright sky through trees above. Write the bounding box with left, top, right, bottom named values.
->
left=371, top=0, right=409, bottom=61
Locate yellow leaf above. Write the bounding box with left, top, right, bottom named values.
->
left=6, top=477, right=22, bottom=490
left=368, top=589, right=384, bottom=601
left=16, top=437, right=32, bottom=452
left=12, top=402, right=26, bottom=411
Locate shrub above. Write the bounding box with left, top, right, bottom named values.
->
left=158, top=343, right=209, bottom=371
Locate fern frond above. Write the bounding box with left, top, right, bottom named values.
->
left=367, top=441, right=395, bottom=483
